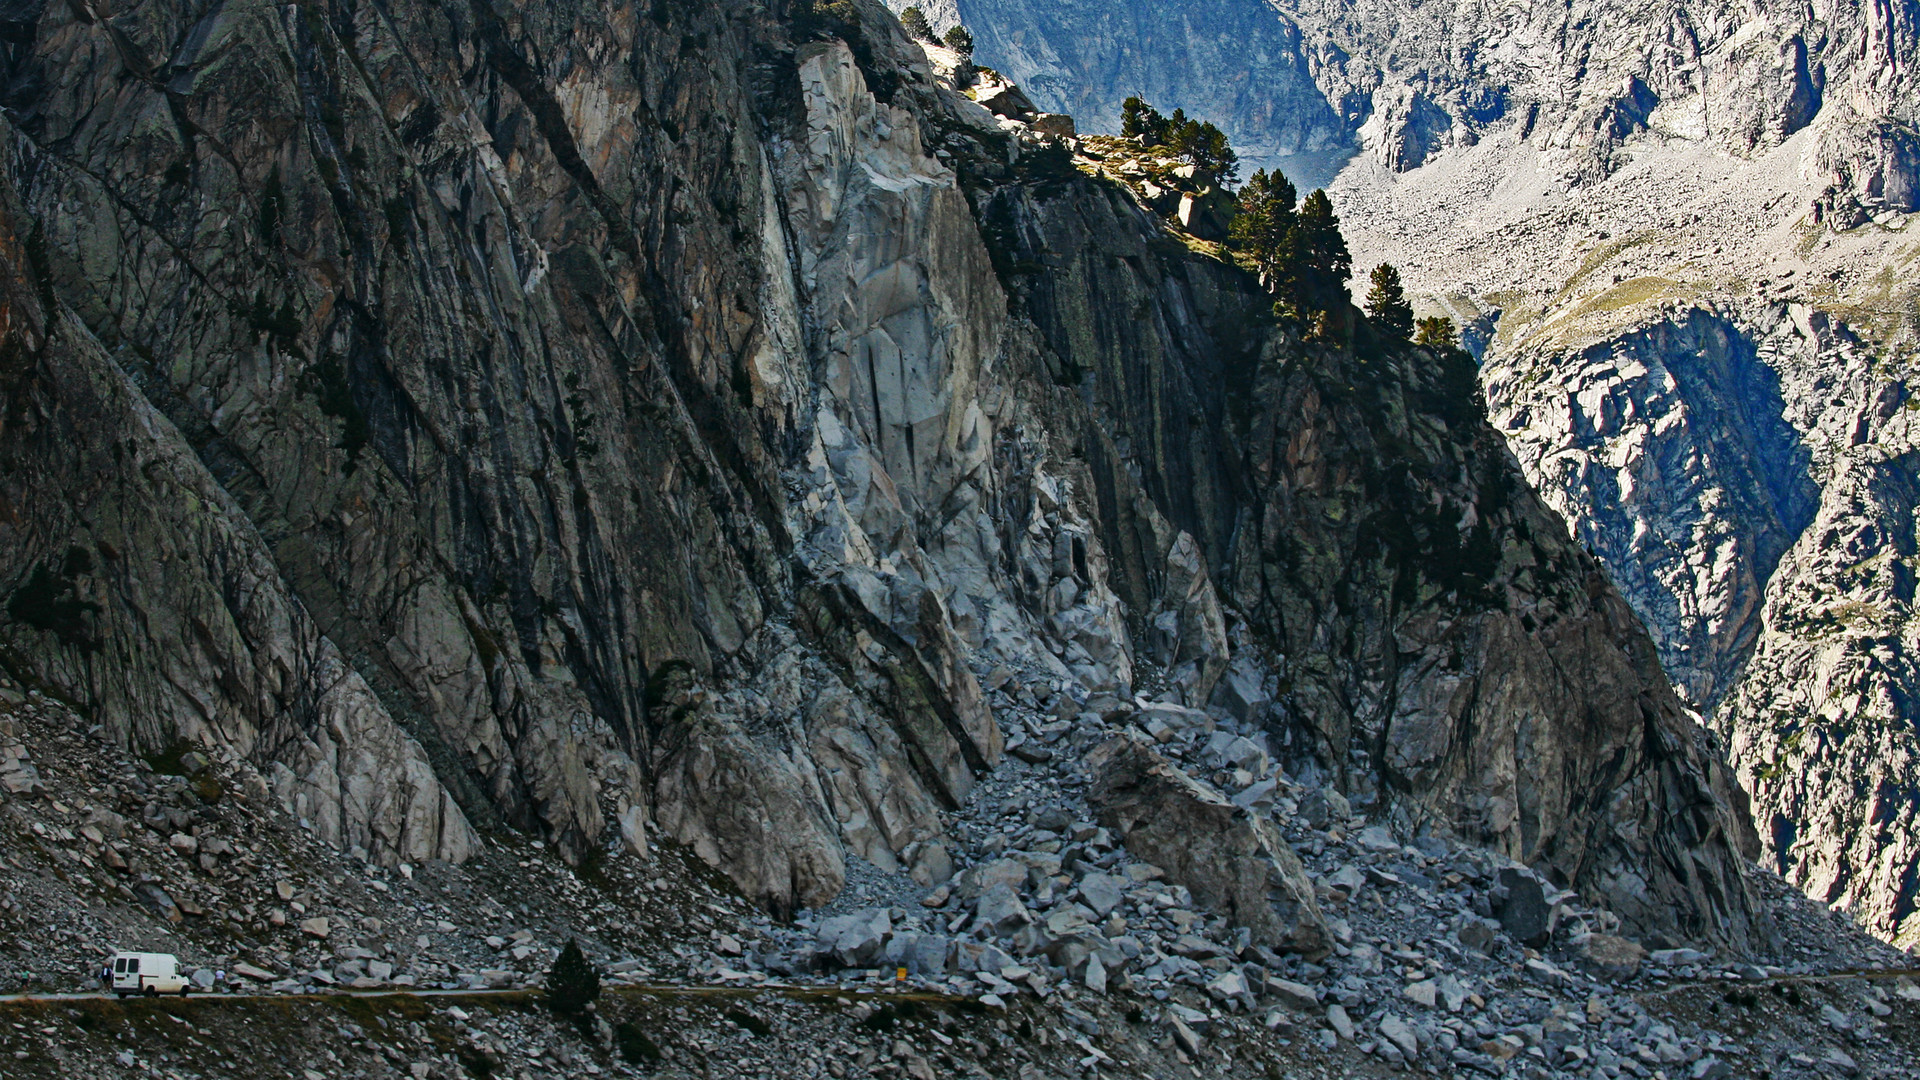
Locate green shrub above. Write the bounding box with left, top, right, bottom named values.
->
left=899, top=6, right=933, bottom=40
left=545, top=939, right=600, bottom=1016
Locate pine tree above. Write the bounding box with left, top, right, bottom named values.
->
left=546, top=939, right=601, bottom=1015
left=1163, top=108, right=1192, bottom=154
left=942, top=24, right=973, bottom=54
left=1188, top=121, right=1237, bottom=185
left=899, top=6, right=933, bottom=41
left=1229, top=168, right=1299, bottom=289
left=1414, top=315, right=1459, bottom=349
left=1365, top=263, right=1415, bottom=343
left=1294, top=190, right=1351, bottom=313
left=1146, top=108, right=1236, bottom=184
left=1120, top=96, right=1168, bottom=145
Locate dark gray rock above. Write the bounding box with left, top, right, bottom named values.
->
left=1495, top=869, right=1552, bottom=948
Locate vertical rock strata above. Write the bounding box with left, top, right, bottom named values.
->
left=0, top=0, right=1761, bottom=950
left=939, top=0, right=1920, bottom=947
left=1488, top=303, right=1920, bottom=948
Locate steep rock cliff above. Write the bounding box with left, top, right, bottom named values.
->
left=1487, top=299, right=1920, bottom=947
left=953, top=0, right=1920, bottom=945
left=0, top=0, right=1764, bottom=951
left=954, top=162, right=1767, bottom=950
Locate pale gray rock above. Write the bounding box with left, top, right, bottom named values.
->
left=1377, top=1014, right=1420, bottom=1060
left=1205, top=968, right=1255, bottom=1010
left=1087, top=738, right=1330, bottom=958
left=1270, top=978, right=1320, bottom=1010
left=1076, top=873, right=1126, bottom=918
left=1326, top=1003, right=1355, bottom=1041
left=972, top=882, right=1032, bottom=934
left=818, top=909, right=894, bottom=968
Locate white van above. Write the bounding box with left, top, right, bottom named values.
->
left=109, top=952, right=189, bottom=997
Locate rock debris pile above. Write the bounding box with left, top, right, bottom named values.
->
left=6, top=662, right=1919, bottom=1078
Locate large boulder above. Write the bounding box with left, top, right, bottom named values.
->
left=1175, top=187, right=1236, bottom=242
left=974, top=81, right=1038, bottom=121
left=1493, top=867, right=1553, bottom=947
left=816, top=909, right=893, bottom=967
left=1087, top=737, right=1329, bottom=958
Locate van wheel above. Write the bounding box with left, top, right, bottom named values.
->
left=144, top=987, right=157, bottom=998
left=115, top=992, right=127, bottom=1000
left=179, top=987, right=190, bottom=998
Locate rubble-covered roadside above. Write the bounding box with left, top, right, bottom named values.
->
left=0, top=675, right=747, bottom=1000
left=6, top=660, right=1920, bottom=1080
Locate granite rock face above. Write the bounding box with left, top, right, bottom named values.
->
left=1488, top=301, right=1920, bottom=948
left=1485, top=310, right=1822, bottom=714
left=0, top=0, right=1765, bottom=952
left=955, top=0, right=1920, bottom=946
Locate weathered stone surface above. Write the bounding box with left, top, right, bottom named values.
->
left=1269, top=979, right=1319, bottom=1010
left=1075, top=873, right=1126, bottom=918
left=1088, top=738, right=1329, bottom=957
left=0, top=0, right=1774, bottom=956
left=817, top=909, right=893, bottom=968
left=1579, top=933, right=1648, bottom=980
left=973, top=882, right=1033, bottom=934
left=1495, top=868, right=1552, bottom=948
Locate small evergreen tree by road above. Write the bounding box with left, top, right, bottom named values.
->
left=1365, top=263, right=1415, bottom=343
left=900, top=5, right=933, bottom=41
left=1414, top=315, right=1459, bottom=348
left=547, top=939, right=601, bottom=1016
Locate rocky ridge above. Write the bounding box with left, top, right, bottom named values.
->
left=0, top=0, right=1768, bottom=952
left=1321, top=31, right=1920, bottom=948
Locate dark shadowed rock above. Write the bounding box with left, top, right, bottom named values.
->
left=1495, top=868, right=1552, bottom=948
